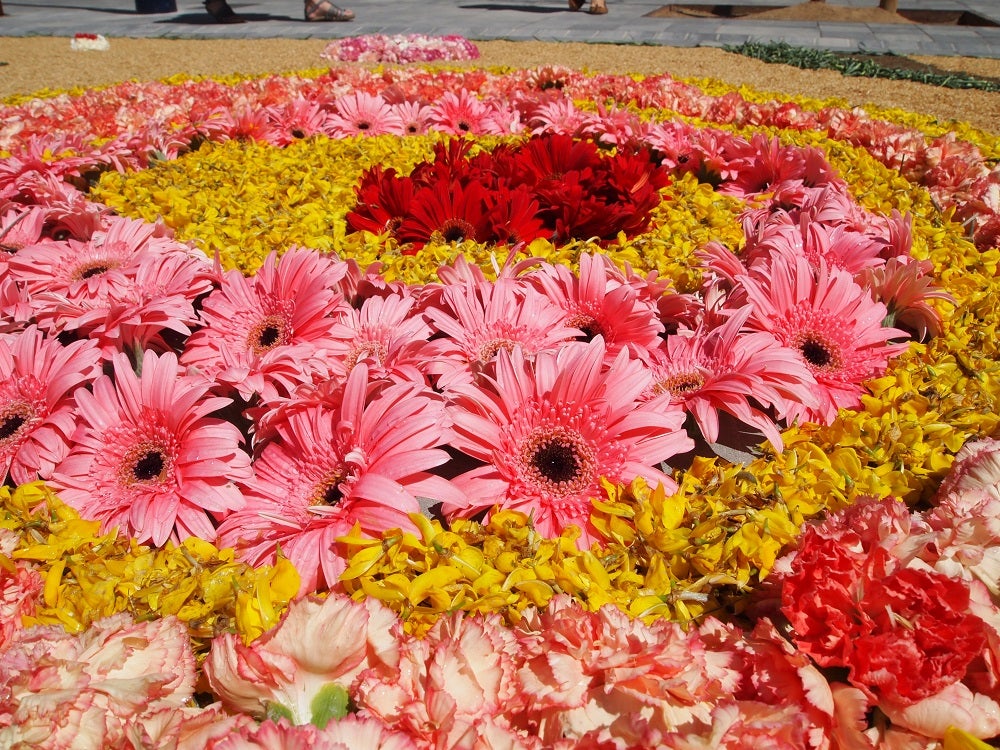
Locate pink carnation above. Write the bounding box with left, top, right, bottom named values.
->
left=204, top=592, right=400, bottom=724
left=0, top=613, right=195, bottom=749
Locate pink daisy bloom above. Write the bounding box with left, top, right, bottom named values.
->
left=0, top=326, right=102, bottom=485
left=0, top=206, right=45, bottom=253
left=737, top=256, right=908, bottom=425
left=528, top=252, right=665, bottom=360
left=423, top=277, right=580, bottom=392
left=323, top=92, right=406, bottom=137
left=325, top=291, right=433, bottom=385
left=425, top=89, right=497, bottom=135
left=642, top=307, right=818, bottom=453
left=49, top=350, right=251, bottom=547
left=181, top=247, right=349, bottom=401
left=216, top=364, right=464, bottom=593
left=390, top=100, right=433, bottom=135
left=443, top=338, right=693, bottom=545
left=526, top=97, right=588, bottom=137
left=264, top=98, right=328, bottom=142
left=861, top=256, right=952, bottom=342
left=36, top=248, right=215, bottom=359
left=0, top=274, right=35, bottom=337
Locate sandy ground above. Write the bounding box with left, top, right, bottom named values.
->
left=1, top=36, right=999, bottom=134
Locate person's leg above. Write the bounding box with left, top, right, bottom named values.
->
left=204, top=0, right=246, bottom=22
left=304, top=0, right=354, bottom=20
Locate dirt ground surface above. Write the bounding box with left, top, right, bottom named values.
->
left=1, top=2, right=999, bottom=134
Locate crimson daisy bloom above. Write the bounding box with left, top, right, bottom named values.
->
left=738, top=255, right=909, bottom=425
left=216, top=364, right=464, bottom=594
left=395, top=177, right=491, bottom=249
left=443, top=338, right=693, bottom=545
left=181, top=246, right=349, bottom=401
left=0, top=326, right=102, bottom=484
left=49, top=350, right=251, bottom=547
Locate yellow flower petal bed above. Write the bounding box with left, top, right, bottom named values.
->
left=2, top=483, right=298, bottom=649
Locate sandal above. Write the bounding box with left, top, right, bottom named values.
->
left=305, top=0, right=354, bottom=21
left=568, top=0, right=584, bottom=10
left=588, top=0, right=607, bottom=12
left=204, top=0, right=246, bottom=22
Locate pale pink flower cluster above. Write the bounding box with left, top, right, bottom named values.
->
left=0, top=613, right=196, bottom=749
left=320, top=34, right=480, bottom=64
left=200, top=590, right=849, bottom=749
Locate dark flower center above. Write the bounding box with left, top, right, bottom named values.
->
left=660, top=372, right=704, bottom=395
left=0, top=403, right=34, bottom=443
left=0, top=414, right=26, bottom=441
left=258, top=326, right=281, bottom=348
left=356, top=122, right=371, bottom=131
left=800, top=336, right=833, bottom=367
left=531, top=438, right=581, bottom=484
left=310, top=471, right=345, bottom=507
left=133, top=450, right=165, bottom=481
left=74, top=259, right=118, bottom=281
left=438, top=218, right=476, bottom=244
left=81, top=265, right=109, bottom=278
left=567, top=314, right=603, bottom=342
left=248, top=314, right=290, bottom=355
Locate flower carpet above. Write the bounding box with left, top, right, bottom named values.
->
left=2, top=33, right=1000, bottom=748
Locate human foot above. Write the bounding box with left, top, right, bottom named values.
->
left=589, top=0, right=607, bottom=13
left=305, top=0, right=354, bottom=21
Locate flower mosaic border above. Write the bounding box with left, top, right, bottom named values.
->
left=3, top=45, right=1000, bottom=748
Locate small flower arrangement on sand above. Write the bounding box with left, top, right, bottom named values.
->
left=321, top=33, right=480, bottom=63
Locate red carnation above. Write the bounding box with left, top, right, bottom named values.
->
left=781, top=526, right=989, bottom=706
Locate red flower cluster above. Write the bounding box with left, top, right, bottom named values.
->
left=780, top=527, right=989, bottom=705
left=346, top=134, right=670, bottom=252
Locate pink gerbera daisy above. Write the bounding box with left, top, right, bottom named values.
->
left=49, top=350, right=252, bottom=547
left=528, top=252, right=664, bottom=360
left=0, top=206, right=45, bottom=254
left=323, top=92, right=406, bottom=137
left=443, top=338, right=693, bottom=545
left=423, top=277, right=580, bottom=392
left=216, top=364, right=464, bottom=594
left=325, top=291, right=433, bottom=385
left=0, top=326, right=102, bottom=485
left=36, top=248, right=214, bottom=359
left=641, top=307, right=818, bottom=453
left=738, top=255, right=909, bottom=425
left=425, top=90, right=496, bottom=135
left=181, top=246, right=349, bottom=401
